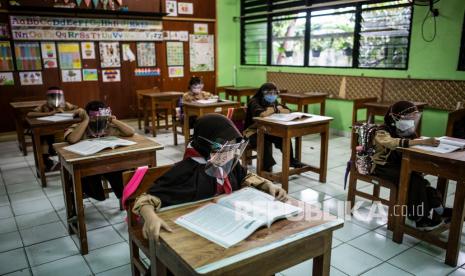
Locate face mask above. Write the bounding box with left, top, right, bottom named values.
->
left=264, top=94, right=277, bottom=103
left=395, top=119, right=415, bottom=131
left=191, top=85, right=203, bottom=94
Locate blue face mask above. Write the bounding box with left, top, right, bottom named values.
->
left=264, top=94, right=277, bottom=103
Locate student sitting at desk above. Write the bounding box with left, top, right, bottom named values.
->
left=132, top=114, right=287, bottom=240
left=373, top=101, right=451, bottom=230
left=27, top=86, right=78, bottom=171
left=180, top=76, right=213, bottom=128
left=244, top=82, right=304, bottom=172
left=65, top=100, right=135, bottom=201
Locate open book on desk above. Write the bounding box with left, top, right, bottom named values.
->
left=196, top=98, right=220, bottom=104
left=412, top=136, right=465, bottom=154
left=63, top=136, right=136, bottom=156
left=36, top=113, right=75, bottom=122
left=267, top=112, right=311, bottom=122
left=175, top=188, right=302, bottom=248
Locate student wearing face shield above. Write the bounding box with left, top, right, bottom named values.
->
left=64, top=101, right=135, bottom=201
left=27, top=87, right=78, bottom=171
left=244, top=83, right=305, bottom=172
left=372, top=101, right=451, bottom=231
left=132, top=114, right=287, bottom=241
left=179, top=77, right=213, bottom=128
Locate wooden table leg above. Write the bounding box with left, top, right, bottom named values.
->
left=33, top=129, right=47, bottom=187
left=61, top=164, right=75, bottom=234
left=151, top=99, right=157, bottom=137
left=183, top=108, right=190, bottom=146
left=15, top=117, right=27, bottom=156
left=393, top=155, right=411, bottom=244
left=143, top=98, right=149, bottom=134
left=320, top=100, right=326, bottom=116
left=319, top=125, right=329, bottom=183
left=295, top=137, right=302, bottom=162
left=445, top=180, right=465, bottom=266
left=312, top=233, right=332, bottom=276
left=72, top=169, right=88, bottom=255
left=303, top=104, right=308, bottom=114
left=282, top=136, right=291, bottom=192
left=257, top=128, right=265, bottom=178
left=171, top=102, right=178, bottom=146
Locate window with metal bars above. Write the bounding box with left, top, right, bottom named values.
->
left=240, top=0, right=413, bottom=69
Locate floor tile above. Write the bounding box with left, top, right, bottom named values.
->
left=15, top=210, right=60, bottom=230
left=361, top=263, right=412, bottom=276
left=11, top=198, right=53, bottom=216
left=6, top=182, right=41, bottom=195
left=9, top=189, right=46, bottom=203
left=348, top=231, right=410, bottom=260
left=96, top=264, right=131, bottom=276
left=0, top=231, right=23, bottom=252
left=280, top=259, right=312, bottom=276
left=4, top=268, right=31, bottom=276
left=331, top=243, right=383, bottom=275
left=0, top=205, right=13, bottom=219
left=0, top=217, right=17, bottom=234
left=0, top=248, right=29, bottom=275
left=25, top=236, right=79, bottom=267
left=0, top=194, right=10, bottom=206
left=84, top=242, right=130, bottom=274
left=289, top=188, right=332, bottom=204
left=113, top=222, right=129, bottom=241
left=311, top=182, right=347, bottom=198
left=333, top=220, right=371, bottom=242
left=72, top=226, right=123, bottom=251
left=20, top=221, right=68, bottom=246
left=388, top=248, right=456, bottom=276
left=85, top=208, right=111, bottom=230
left=450, top=268, right=465, bottom=276
left=31, top=255, right=92, bottom=276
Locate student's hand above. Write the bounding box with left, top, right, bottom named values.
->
left=48, top=110, right=56, bottom=115
left=418, top=137, right=440, bottom=147
left=277, top=105, right=290, bottom=114
left=74, top=108, right=88, bottom=120
left=267, top=184, right=288, bottom=202
left=56, top=107, right=64, bottom=113
left=142, top=211, right=173, bottom=242
left=108, top=115, right=117, bottom=123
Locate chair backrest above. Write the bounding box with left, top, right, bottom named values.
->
left=229, top=107, right=247, bottom=132
left=122, top=165, right=173, bottom=227
left=446, top=108, right=465, bottom=138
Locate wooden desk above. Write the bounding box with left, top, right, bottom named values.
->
left=142, top=92, right=183, bottom=144
left=364, top=102, right=427, bottom=133
left=224, top=87, right=258, bottom=105
left=182, top=100, right=241, bottom=143
left=254, top=115, right=333, bottom=191
left=280, top=93, right=328, bottom=115
left=54, top=134, right=163, bottom=255
left=149, top=197, right=343, bottom=276
left=392, top=143, right=465, bottom=266
left=10, top=100, right=46, bottom=156
left=26, top=116, right=81, bottom=187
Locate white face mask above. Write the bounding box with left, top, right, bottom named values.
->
left=395, top=119, right=415, bottom=131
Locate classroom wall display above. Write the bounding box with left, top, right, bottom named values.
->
left=61, top=69, right=82, bottom=82
left=166, top=0, right=177, bottom=16
left=194, top=24, right=208, bottom=35
left=166, top=42, right=184, bottom=66
left=81, top=42, right=96, bottom=59
left=58, top=43, right=82, bottom=69
left=136, top=42, right=156, bottom=67
left=82, top=69, right=98, bottom=81
left=99, top=42, right=121, bottom=68
left=164, top=31, right=189, bottom=42
left=0, top=72, right=14, bottom=86
left=10, top=16, right=164, bottom=41
left=168, top=66, right=184, bottom=78
left=135, top=68, right=161, bottom=77
left=14, top=42, right=42, bottom=71
left=19, top=71, right=43, bottom=85
left=189, top=35, right=214, bottom=72
left=122, top=44, right=136, bottom=62
left=41, top=42, right=58, bottom=68
left=0, top=24, right=9, bottom=39
left=0, top=42, right=14, bottom=72
left=178, top=2, right=193, bottom=15
left=102, top=69, right=121, bottom=82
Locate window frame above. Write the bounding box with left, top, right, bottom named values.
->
left=240, top=0, right=413, bottom=70
left=458, top=10, right=465, bottom=71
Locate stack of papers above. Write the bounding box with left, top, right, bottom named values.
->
left=37, top=113, right=75, bottom=122
left=412, top=136, right=465, bottom=154
left=63, top=136, right=136, bottom=156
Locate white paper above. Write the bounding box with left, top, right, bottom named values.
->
left=166, top=0, right=177, bottom=16
left=122, top=44, right=135, bottom=62
left=99, top=42, right=121, bottom=68
left=267, top=112, right=311, bottom=122
left=102, top=69, right=121, bottom=82
left=81, top=42, right=96, bottom=59
left=61, top=69, right=82, bottom=82
left=412, top=137, right=465, bottom=154
left=63, top=136, right=136, bottom=156
left=37, top=114, right=74, bottom=122
left=178, top=2, right=193, bottom=14
left=196, top=99, right=218, bottom=104
left=194, top=23, right=208, bottom=35
left=189, top=35, right=214, bottom=72
left=19, top=71, right=43, bottom=86
left=168, top=66, right=184, bottom=78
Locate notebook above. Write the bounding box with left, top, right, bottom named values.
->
left=412, top=136, right=465, bottom=154
left=267, top=112, right=311, bottom=122
left=63, top=136, right=136, bottom=156
left=36, top=113, right=75, bottom=122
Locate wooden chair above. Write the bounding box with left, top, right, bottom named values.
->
left=227, top=107, right=256, bottom=166
left=122, top=165, right=173, bottom=276
left=136, top=87, right=170, bottom=132
left=346, top=127, right=398, bottom=231
left=445, top=108, right=465, bottom=137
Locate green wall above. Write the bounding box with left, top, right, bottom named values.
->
left=217, top=0, right=465, bottom=137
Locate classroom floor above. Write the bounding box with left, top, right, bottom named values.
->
left=0, top=123, right=464, bottom=276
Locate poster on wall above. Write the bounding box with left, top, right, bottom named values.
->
left=136, top=42, right=156, bottom=67
left=0, top=72, right=14, bottom=86
left=61, top=69, right=82, bottom=82
left=58, top=43, right=82, bottom=69
left=81, top=42, right=96, bottom=59
left=122, top=44, right=136, bottom=62
left=178, top=2, right=193, bottom=15
left=166, top=0, right=177, bottom=16
left=168, top=66, right=184, bottom=78
left=194, top=23, right=208, bottom=35
left=83, top=69, right=98, bottom=81
left=99, top=42, right=121, bottom=68
left=102, top=69, right=121, bottom=82
left=189, top=35, right=214, bottom=72
left=41, top=42, right=58, bottom=68
left=20, top=71, right=43, bottom=85
left=134, top=68, right=161, bottom=77
left=0, top=42, right=14, bottom=72
left=166, top=42, right=184, bottom=66
left=14, top=42, right=42, bottom=71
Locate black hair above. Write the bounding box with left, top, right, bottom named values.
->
left=85, top=100, right=107, bottom=115
left=188, top=77, right=203, bottom=90
left=252, top=82, right=278, bottom=106
left=383, top=101, right=418, bottom=138
left=47, top=86, right=62, bottom=91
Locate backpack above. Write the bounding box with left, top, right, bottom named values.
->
left=354, top=123, right=379, bottom=175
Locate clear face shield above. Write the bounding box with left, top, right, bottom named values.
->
left=390, top=106, right=422, bottom=137
left=46, top=90, right=65, bottom=109
left=190, top=84, right=204, bottom=94
left=200, top=136, right=248, bottom=179
left=88, top=107, right=112, bottom=138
